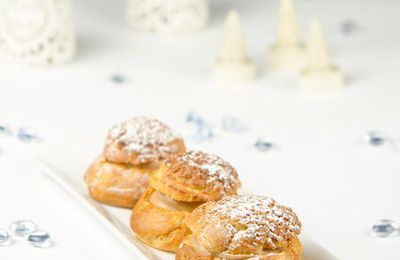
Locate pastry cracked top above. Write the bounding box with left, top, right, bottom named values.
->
left=104, top=117, right=185, bottom=165
left=151, top=151, right=241, bottom=202
left=186, top=195, right=301, bottom=255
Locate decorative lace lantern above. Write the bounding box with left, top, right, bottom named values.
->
left=126, top=0, right=209, bottom=34
left=0, top=0, right=75, bottom=66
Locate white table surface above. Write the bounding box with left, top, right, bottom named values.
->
left=1, top=0, right=400, bottom=259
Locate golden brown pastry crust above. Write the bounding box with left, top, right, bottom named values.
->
left=85, top=156, right=152, bottom=208
left=131, top=151, right=241, bottom=252
left=151, top=151, right=241, bottom=202
left=130, top=187, right=192, bottom=252
left=103, top=117, right=186, bottom=165
left=176, top=195, right=302, bottom=259
left=176, top=237, right=303, bottom=260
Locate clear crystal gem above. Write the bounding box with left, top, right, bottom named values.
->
left=27, top=230, right=52, bottom=248
left=0, top=229, right=12, bottom=246
left=185, top=112, right=204, bottom=126
left=194, top=125, right=215, bottom=142
left=221, top=115, right=246, bottom=132
left=17, top=128, right=40, bottom=143
left=365, top=131, right=385, bottom=146
left=372, top=219, right=398, bottom=237
left=10, top=219, right=38, bottom=237
left=255, top=139, right=274, bottom=152
left=0, top=124, right=12, bottom=136
left=340, top=20, right=361, bottom=35
left=110, top=74, right=127, bottom=84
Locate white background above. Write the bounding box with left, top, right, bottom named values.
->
left=1, top=0, right=400, bottom=259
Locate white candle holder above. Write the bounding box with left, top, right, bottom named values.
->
left=213, top=10, right=256, bottom=84
left=300, top=20, right=344, bottom=90
left=267, top=0, right=305, bottom=73
left=0, top=0, right=75, bottom=66
left=125, top=0, right=209, bottom=34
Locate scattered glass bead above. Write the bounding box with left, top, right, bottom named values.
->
left=185, top=112, right=204, bottom=126
left=0, top=229, right=12, bottom=246
left=10, top=220, right=38, bottom=237
left=340, top=20, right=361, bottom=35
left=110, top=74, right=127, bottom=84
left=194, top=125, right=215, bottom=142
left=27, top=230, right=52, bottom=248
left=221, top=115, right=246, bottom=133
left=254, top=139, right=274, bottom=152
left=0, top=124, right=12, bottom=136
left=372, top=219, right=399, bottom=237
left=17, top=128, right=40, bottom=143
left=364, top=131, right=385, bottom=146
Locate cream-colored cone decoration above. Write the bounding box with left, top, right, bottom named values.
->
left=213, top=10, right=256, bottom=84
left=126, top=0, right=209, bottom=34
left=301, top=19, right=343, bottom=89
left=267, top=0, right=305, bottom=73
left=0, top=0, right=75, bottom=66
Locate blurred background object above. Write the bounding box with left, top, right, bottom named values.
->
left=213, top=10, right=256, bottom=85
left=267, top=0, right=305, bottom=74
left=125, top=0, right=209, bottom=34
left=300, top=19, right=344, bottom=90
left=0, top=0, right=75, bottom=66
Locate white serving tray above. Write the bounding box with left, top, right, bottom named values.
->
left=34, top=158, right=338, bottom=260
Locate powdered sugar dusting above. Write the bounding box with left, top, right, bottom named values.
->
left=169, top=151, right=240, bottom=196
left=204, top=195, right=301, bottom=250
left=107, top=117, right=181, bottom=163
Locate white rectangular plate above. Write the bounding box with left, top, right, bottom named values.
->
left=107, top=206, right=337, bottom=260
left=34, top=157, right=337, bottom=260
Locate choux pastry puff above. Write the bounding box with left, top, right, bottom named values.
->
left=85, top=117, right=186, bottom=208
left=130, top=151, right=241, bottom=252
left=176, top=194, right=303, bottom=260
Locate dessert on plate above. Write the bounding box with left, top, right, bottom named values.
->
left=130, top=151, right=241, bottom=252
left=176, top=194, right=302, bottom=260
left=85, top=117, right=186, bottom=208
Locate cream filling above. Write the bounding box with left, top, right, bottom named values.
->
left=149, top=191, right=202, bottom=212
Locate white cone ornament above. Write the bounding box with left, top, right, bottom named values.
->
left=267, top=0, right=305, bottom=73
left=301, top=20, right=344, bottom=89
left=126, top=0, right=209, bottom=34
left=0, top=0, right=75, bottom=66
left=213, top=10, right=256, bottom=85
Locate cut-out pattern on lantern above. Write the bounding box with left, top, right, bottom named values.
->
left=0, top=0, right=75, bottom=66
left=126, top=0, right=209, bottom=34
